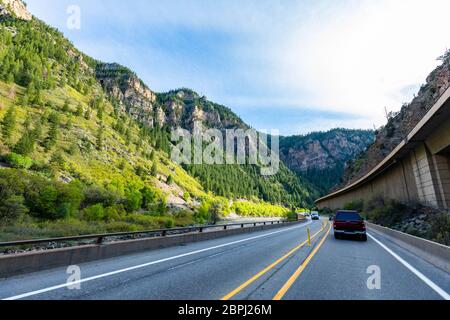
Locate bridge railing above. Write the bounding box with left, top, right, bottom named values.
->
left=0, top=219, right=297, bottom=249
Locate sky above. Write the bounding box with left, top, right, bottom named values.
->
left=26, top=0, right=450, bottom=135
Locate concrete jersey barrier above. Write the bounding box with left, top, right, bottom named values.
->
left=367, top=222, right=450, bottom=274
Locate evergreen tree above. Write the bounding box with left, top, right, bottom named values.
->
left=62, top=100, right=70, bottom=113
left=75, top=104, right=83, bottom=117
left=1, top=106, right=16, bottom=140
left=97, top=107, right=104, bottom=121
left=23, top=113, right=33, bottom=131
left=14, top=132, right=36, bottom=156
left=66, top=117, right=73, bottom=130
left=84, top=109, right=91, bottom=120
left=151, top=163, right=158, bottom=177
left=96, top=125, right=104, bottom=150
left=32, top=118, right=43, bottom=141
left=43, top=112, right=60, bottom=151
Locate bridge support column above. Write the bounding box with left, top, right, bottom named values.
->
left=411, top=143, right=441, bottom=209
left=431, top=153, right=450, bottom=210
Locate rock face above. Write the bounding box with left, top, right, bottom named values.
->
left=96, top=63, right=157, bottom=127
left=96, top=63, right=246, bottom=130
left=280, top=129, right=374, bottom=172
left=280, top=129, right=375, bottom=193
left=341, top=51, right=450, bottom=187
left=0, top=0, right=32, bottom=20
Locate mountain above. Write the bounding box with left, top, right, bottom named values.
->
left=0, top=1, right=322, bottom=240
left=94, top=62, right=319, bottom=206
left=96, top=63, right=247, bottom=131
left=280, top=129, right=375, bottom=194
left=341, top=51, right=450, bottom=187
left=0, top=0, right=31, bottom=21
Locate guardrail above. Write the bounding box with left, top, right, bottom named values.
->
left=0, top=219, right=293, bottom=249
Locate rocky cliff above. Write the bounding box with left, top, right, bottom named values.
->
left=280, top=129, right=375, bottom=193
left=96, top=63, right=246, bottom=130
left=96, top=63, right=158, bottom=127
left=0, top=0, right=31, bottom=21
left=341, top=51, right=450, bottom=187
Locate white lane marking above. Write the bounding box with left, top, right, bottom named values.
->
left=368, top=233, right=450, bottom=300
left=3, top=221, right=312, bottom=300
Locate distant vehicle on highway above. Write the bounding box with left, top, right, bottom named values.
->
left=333, top=210, right=367, bottom=241
left=311, top=212, right=320, bottom=220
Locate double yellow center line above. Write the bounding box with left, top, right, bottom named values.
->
left=273, top=224, right=331, bottom=300
left=221, top=223, right=330, bottom=300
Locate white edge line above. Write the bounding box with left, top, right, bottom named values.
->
left=368, top=233, right=450, bottom=300
left=3, top=221, right=312, bottom=300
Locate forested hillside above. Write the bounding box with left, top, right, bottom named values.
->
left=0, top=1, right=318, bottom=240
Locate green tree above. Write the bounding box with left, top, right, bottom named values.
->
left=62, top=100, right=70, bottom=113
left=75, top=104, right=83, bottom=117
left=151, top=163, right=158, bottom=177
left=14, top=132, right=36, bottom=156
left=66, top=117, right=73, bottom=130
left=96, top=125, right=104, bottom=150
left=32, top=118, right=43, bottom=141
left=84, top=109, right=91, bottom=120
left=44, top=112, right=60, bottom=151
left=1, top=106, right=16, bottom=140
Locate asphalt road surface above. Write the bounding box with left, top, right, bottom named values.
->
left=1, top=218, right=449, bottom=300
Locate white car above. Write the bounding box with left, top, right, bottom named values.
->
left=311, top=212, right=320, bottom=220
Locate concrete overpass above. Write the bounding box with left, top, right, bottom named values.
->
left=316, top=86, right=450, bottom=211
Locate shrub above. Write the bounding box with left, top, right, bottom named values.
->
left=141, top=186, right=159, bottom=210
left=104, top=221, right=139, bottom=233
left=344, top=199, right=364, bottom=212
left=6, top=152, right=33, bottom=169
left=0, top=195, right=28, bottom=225
left=82, top=185, right=119, bottom=208
left=183, top=192, right=191, bottom=202
left=164, top=218, right=175, bottom=228
left=195, top=198, right=232, bottom=224
left=103, top=206, right=122, bottom=222
left=363, top=197, right=409, bottom=226
left=429, top=213, right=450, bottom=246
left=122, top=214, right=174, bottom=229
left=173, top=210, right=195, bottom=226
left=319, top=207, right=333, bottom=215
left=83, top=204, right=105, bottom=221
left=124, top=187, right=143, bottom=212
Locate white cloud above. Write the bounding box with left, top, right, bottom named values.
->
left=268, top=0, right=450, bottom=127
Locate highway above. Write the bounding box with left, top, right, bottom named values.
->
left=0, top=218, right=449, bottom=300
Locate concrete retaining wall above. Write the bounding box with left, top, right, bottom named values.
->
left=0, top=221, right=304, bottom=278
left=367, top=222, right=450, bottom=274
